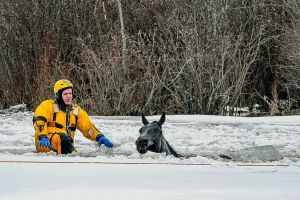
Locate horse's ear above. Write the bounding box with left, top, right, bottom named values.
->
left=158, top=112, right=166, bottom=126
left=142, top=113, right=149, bottom=125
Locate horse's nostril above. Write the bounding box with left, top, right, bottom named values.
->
left=141, top=138, right=148, bottom=143
left=137, top=138, right=148, bottom=145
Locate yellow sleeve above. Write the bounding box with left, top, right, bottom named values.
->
left=33, top=100, right=52, bottom=138
left=76, top=106, right=100, bottom=141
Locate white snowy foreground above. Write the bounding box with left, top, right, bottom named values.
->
left=0, top=107, right=300, bottom=199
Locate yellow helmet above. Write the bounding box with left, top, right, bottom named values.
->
left=54, top=79, right=73, bottom=94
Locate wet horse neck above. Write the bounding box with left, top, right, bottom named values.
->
left=150, top=136, right=179, bottom=157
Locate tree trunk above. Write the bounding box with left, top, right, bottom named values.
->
left=117, top=0, right=126, bottom=68
left=270, top=80, right=280, bottom=116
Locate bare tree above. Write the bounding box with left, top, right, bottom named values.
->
left=0, top=0, right=299, bottom=115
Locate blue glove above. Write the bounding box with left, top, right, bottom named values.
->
left=39, top=137, right=51, bottom=148
left=96, top=134, right=113, bottom=148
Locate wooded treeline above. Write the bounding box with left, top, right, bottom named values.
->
left=1, top=0, right=300, bottom=116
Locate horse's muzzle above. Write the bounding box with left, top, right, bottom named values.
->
left=135, top=137, right=149, bottom=154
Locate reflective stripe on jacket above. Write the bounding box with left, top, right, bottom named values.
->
left=33, top=99, right=99, bottom=142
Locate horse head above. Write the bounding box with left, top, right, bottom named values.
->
left=135, top=113, right=179, bottom=157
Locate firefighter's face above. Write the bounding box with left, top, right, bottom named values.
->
left=62, top=88, right=73, bottom=105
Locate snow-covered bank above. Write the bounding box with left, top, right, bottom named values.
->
left=1, top=159, right=299, bottom=200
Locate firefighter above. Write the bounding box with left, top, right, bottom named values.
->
left=33, top=79, right=113, bottom=154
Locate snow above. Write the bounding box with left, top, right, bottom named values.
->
left=0, top=108, right=300, bottom=199
left=1, top=161, right=299, bottom=200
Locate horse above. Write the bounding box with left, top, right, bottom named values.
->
left=135, top=113, right=180, bottom=157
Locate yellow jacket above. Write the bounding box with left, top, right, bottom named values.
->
left=33, top=100, right=99, bottom=143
